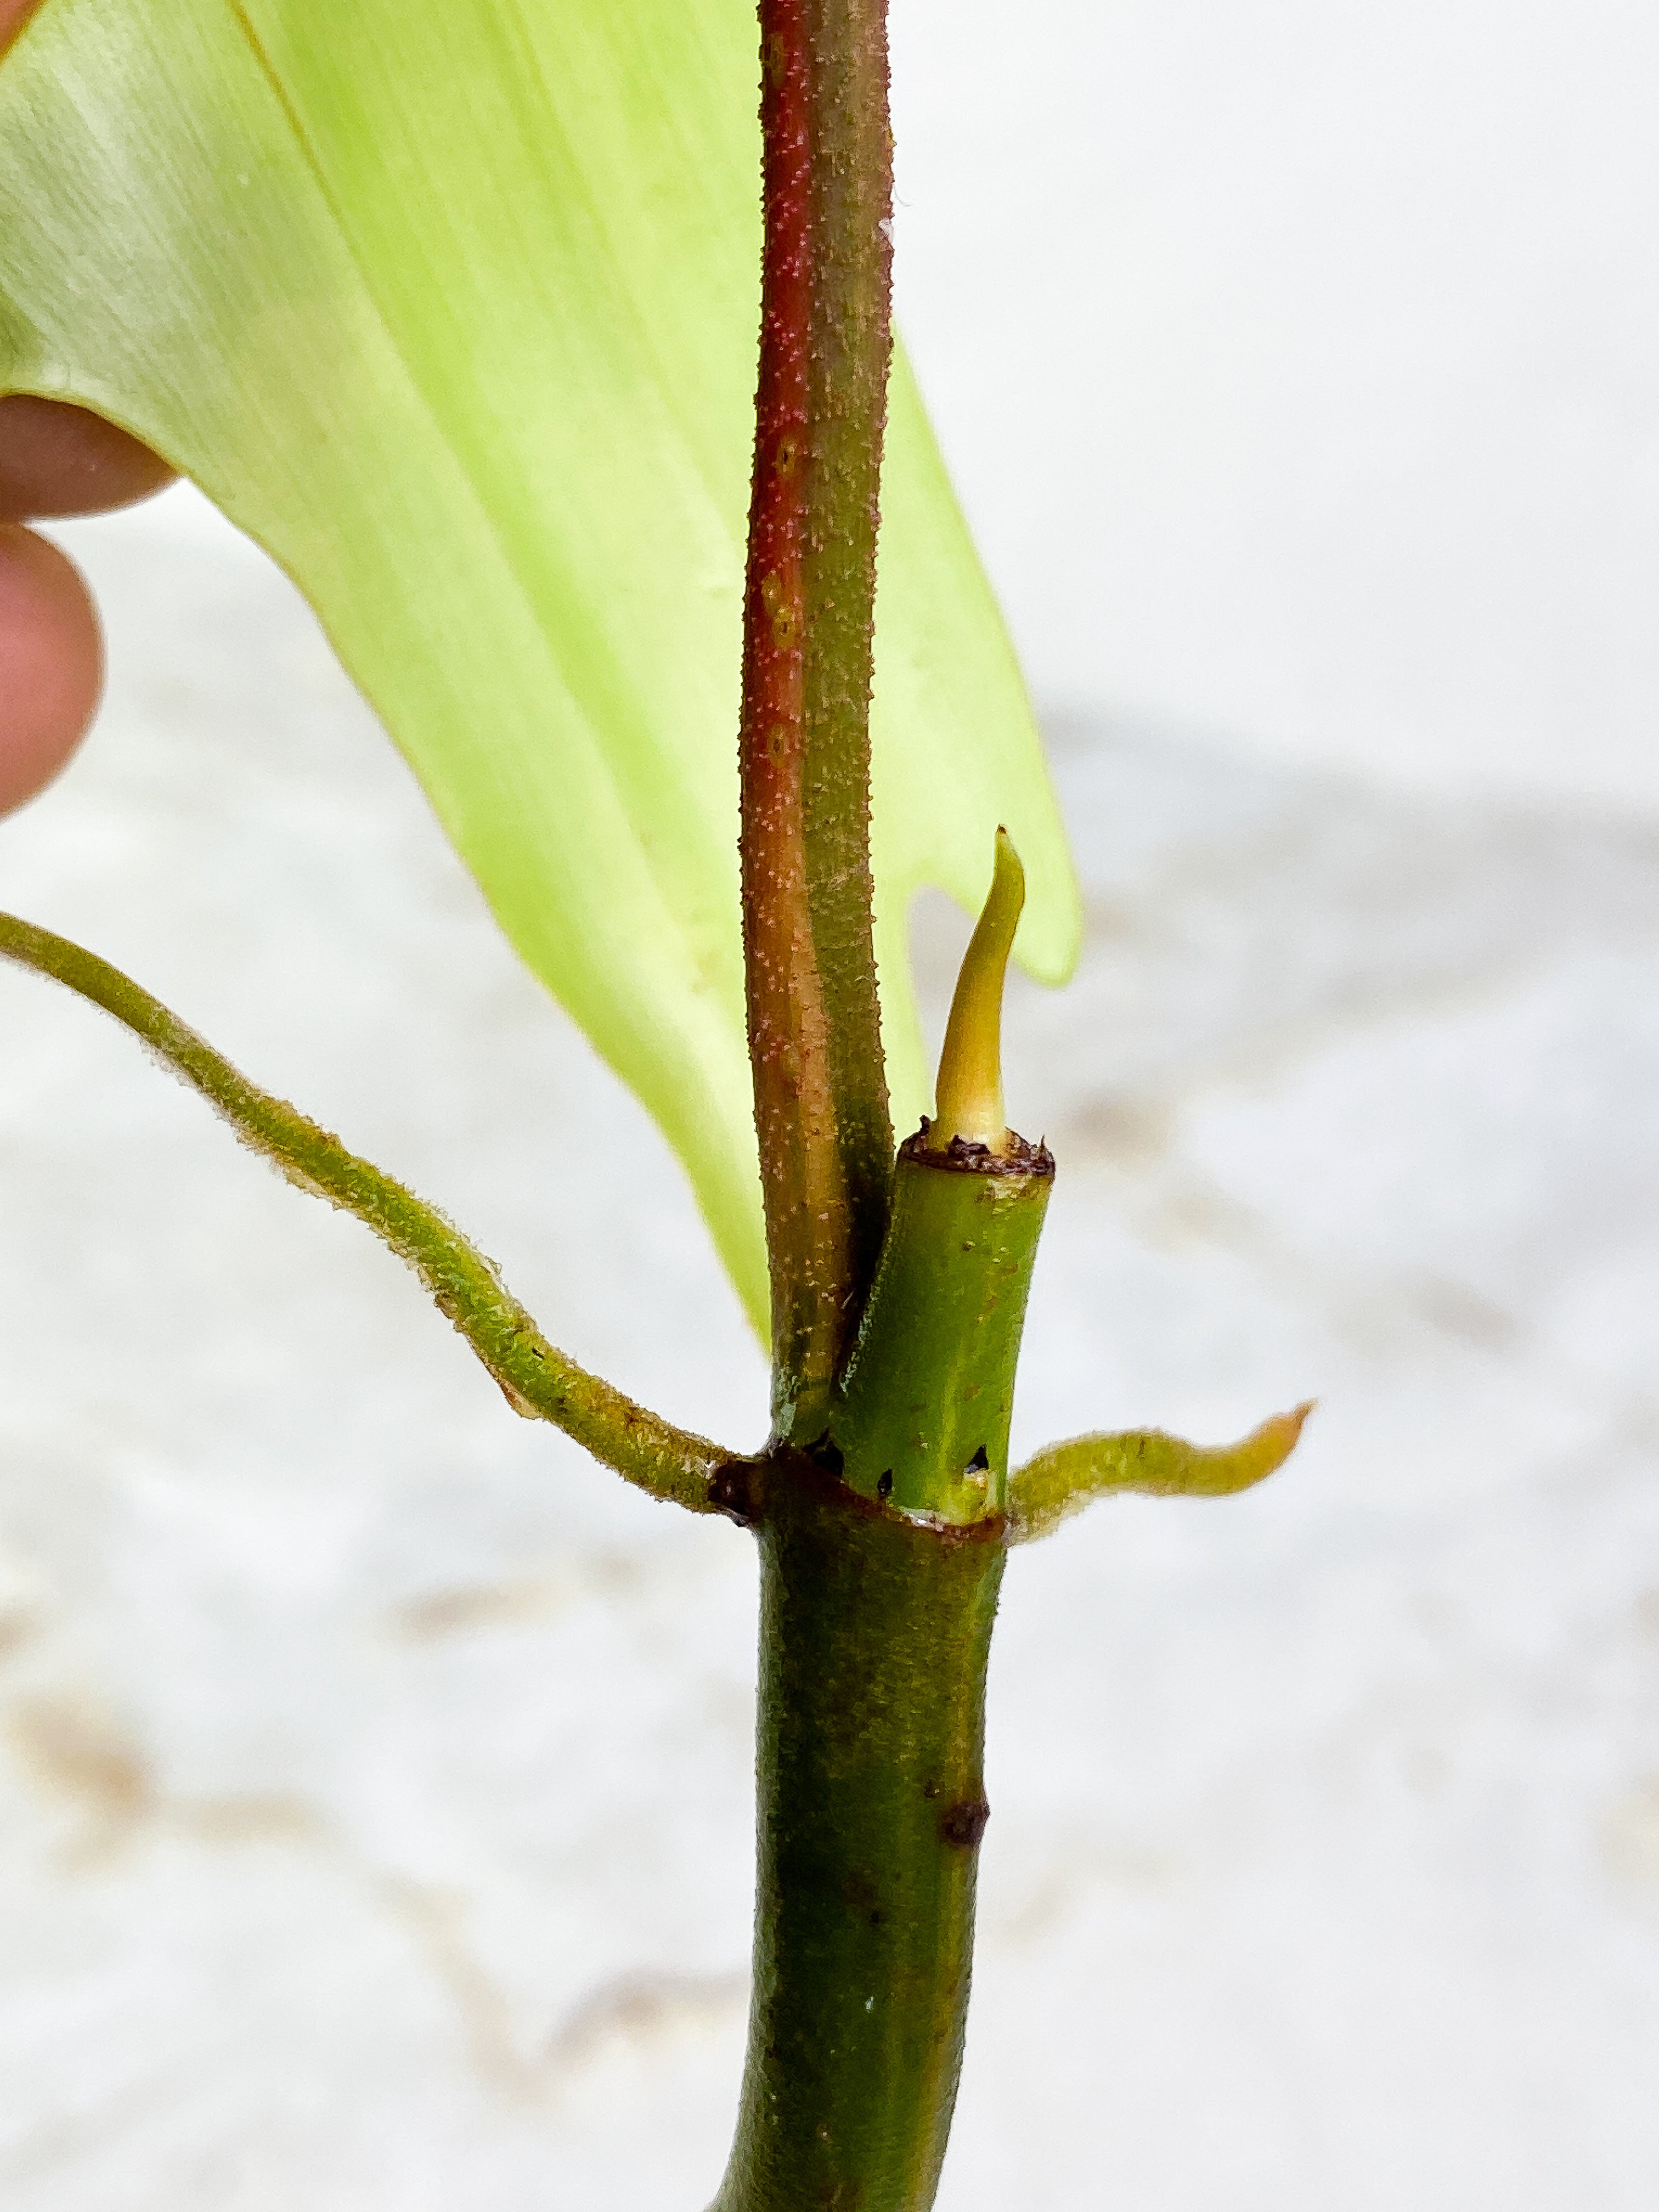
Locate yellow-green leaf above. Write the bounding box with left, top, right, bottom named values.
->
left=0, top=0, right=1079, bottom=1331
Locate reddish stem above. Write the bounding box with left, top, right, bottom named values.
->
left=740, top=0, right=895, bottom=1435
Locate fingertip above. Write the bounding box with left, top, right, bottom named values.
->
left=0, top=395, right=177, bottom=522
left=0, top=0, right=44, bottom=60
left=0, top=523, right=103, bottom=815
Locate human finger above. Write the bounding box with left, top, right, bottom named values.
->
left=0, top=0, right=43, bottom=61
left=0, top=522, right=102, bottom=812
left=0, top=393, right=177, bottom=522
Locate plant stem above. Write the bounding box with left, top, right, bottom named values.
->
left=0, top=911, right=737, bottom=1513
left=723, top=5, right=1052, bottom=2205
left=712, top=1457, right=1004, bottom=2212
left=716, top=1124, right=1052, bottom=2209
left=740, top=0, right=895, bottom=1436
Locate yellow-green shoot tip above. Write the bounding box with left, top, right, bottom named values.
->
left=930, top=827, right=1025, bottom=1154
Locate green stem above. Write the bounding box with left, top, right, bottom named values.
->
left=741, top=0, right=895, bottom=1436
left=715, top=1128, right=1049, bottom=2211
left=0, top=911, right=737, bottom=1514
left=712, top=1457, right=1004, bottom=2212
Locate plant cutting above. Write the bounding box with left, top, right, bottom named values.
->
left=0, top=1, right=1308, bottom=2203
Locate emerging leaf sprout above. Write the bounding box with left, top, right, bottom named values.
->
left=929, top=826, right=1025, bottom=1155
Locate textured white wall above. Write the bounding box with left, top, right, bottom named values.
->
left=891, top=0, right=1659, bottom=809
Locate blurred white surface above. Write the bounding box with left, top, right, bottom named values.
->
left=890, top=0, right=1659, bottom=811
left=0, top=486, right=1655, bottom=2205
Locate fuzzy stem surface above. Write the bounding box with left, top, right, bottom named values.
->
left=0, top=911, right=735, bottom=1512
left=740, top=0, right=895, bottom=1436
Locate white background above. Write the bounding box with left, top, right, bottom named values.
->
left=891, top=0, right=1659, bottom=810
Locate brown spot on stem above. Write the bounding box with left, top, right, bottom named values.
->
left=807, top=1432, right=844, bottom=1479
left=709, top=1459, right=760, bottom=1526
left=939, top=1793, right=991, bottom=1850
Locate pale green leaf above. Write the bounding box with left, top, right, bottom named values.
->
left=0, top=0, right=1079, bottom=1332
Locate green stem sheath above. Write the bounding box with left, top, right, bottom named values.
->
left=827, top=1127, right=1054, bottom=1517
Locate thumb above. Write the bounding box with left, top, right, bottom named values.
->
left=0, top=400, right=176, bottom=814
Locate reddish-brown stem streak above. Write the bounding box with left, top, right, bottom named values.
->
left=740, top=0, right=895, bottom=1431
left=741, top=0, right=822, bottom=1413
